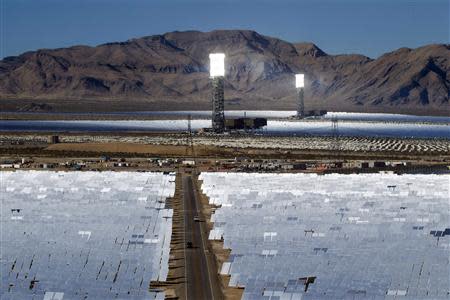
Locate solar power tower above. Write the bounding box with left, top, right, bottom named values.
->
left=295, top=74, right=305, bottom=119
left=209, top=53, right=226, bottom=133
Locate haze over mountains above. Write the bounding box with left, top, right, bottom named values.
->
left=0, top=30, right=448, bottom=115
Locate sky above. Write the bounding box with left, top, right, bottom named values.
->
left=1, top=0, right=449, bottom=59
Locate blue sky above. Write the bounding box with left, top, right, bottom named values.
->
left=1, top=0, right=448, bottom=59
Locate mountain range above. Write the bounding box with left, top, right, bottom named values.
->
left=0, top=30, right=449, bottom=115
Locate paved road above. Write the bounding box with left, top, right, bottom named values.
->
left=183, top=175, right=220, bottom=300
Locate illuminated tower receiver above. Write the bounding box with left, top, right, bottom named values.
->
left=210, top=53, right=225, bottom=133
left=295, top=74, right=305, bottom=119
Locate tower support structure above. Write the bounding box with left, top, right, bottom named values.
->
left=211, top=76, right=225, bottom=133
left=296, top=87, right=305, bottom=119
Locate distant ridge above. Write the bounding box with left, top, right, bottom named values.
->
left=0, top=30, right=449, bottom=115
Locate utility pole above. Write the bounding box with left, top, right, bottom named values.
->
left=186, top=114, right=194, bottom=156
left=331, top=116, right=341, bottom=157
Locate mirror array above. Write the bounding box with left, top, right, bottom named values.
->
left=1, top=120, right=449, bottom=139
left=1, top=171, right=175, bottom=300
left=200, top=172, right=450, bottom=299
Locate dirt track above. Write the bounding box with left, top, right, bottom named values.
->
left=41, top=140, right=449, bottom=162
left=151, top=172, right=228, bottom=300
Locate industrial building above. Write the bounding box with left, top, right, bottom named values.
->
left=225, top=117, right=267, bottom=130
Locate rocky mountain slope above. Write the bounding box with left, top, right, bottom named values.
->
left=0, top=30, right=448, bottom=115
